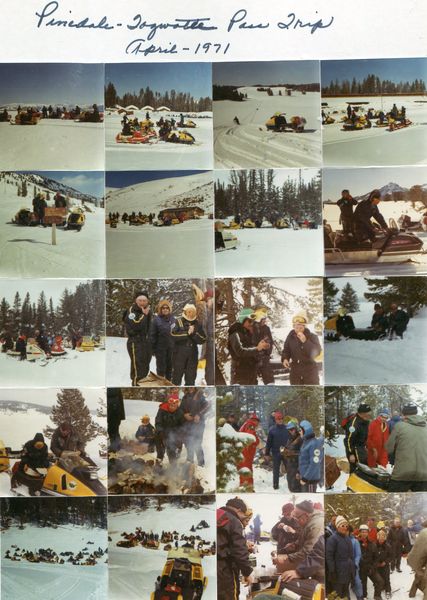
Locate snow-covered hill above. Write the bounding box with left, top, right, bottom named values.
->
left=214, top=87, right=321, bottom=168
left=1, top=172, right=101, bottom=205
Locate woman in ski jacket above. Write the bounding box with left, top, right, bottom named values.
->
left=298, top=420, right=324, bottom=492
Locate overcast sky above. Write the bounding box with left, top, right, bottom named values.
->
left=216, top=168, right=319, bottom=188
left=213, top=61, right=320, bottom=85
left=321, top=58, right=427, bottom=84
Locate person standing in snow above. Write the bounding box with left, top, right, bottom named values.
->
left=407, top=525, right=427, bottom=599
left=375, top=529, right=393, bottom=599
left=371, top=303, right=389, bottom=336
left=343, top=403, right=371, bottom=473
left=171, top=304, right=205, bottom=386
left=298, top=420, right=324, bottom=493
left=281, top=312, right=321, bottom=385
left=283, top=422, right=303, bottom=493
left=253, top=311, right=274, bottom=385
left=150, top=299, right=175, bottom=382
left=358, top=524, right=383, bottom=600
left=265, top=412, right=289, bottom=490
left=387, top=516, right=409, bottom=573
left=180, top=388, right=209, bottom=466
left=336, top=189, right=357, bottom=235
left=154, top=392, right=185, bottom=463
left=50, top=422, right=85, bottom=457
left=385, top=403, right=427, bottom=491
left=325, top=516, right=355, bottom=599
left=238, top=414, right=261, bottom=489
left=123, top=291, right=152, bottom=386
left=227, top=309, right=270, bottom=385
left=367, top=408, right=390, bottom=468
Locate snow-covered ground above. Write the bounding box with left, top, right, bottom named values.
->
left=105, top=111, right=213, bottom=170
left=322, top=96, right=427, bottom=166
left=216, top=227, right=323, bottom=277
left=108, top=503, right=216, bottom=600
left=325, top=306, right=427, bottom=384
left=214, top=88, right=321, bottom=168
left=350, top=558, right=421, bottom=600
left=0, top=348, right=106, bottom=387
left=114, top=397, right=216, bottom=494
left=106, top=336, right=207, bottom=387
left=1, top=523, right=108, bottom=600
left=0, top=116, right=104, bottom=170
left=0, top=390, right=107, bottom=497
left=0, top=184, right=105, bottom=278
left=324, top=199, right=427, bottom=276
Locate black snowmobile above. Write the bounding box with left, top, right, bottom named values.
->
left=325, top=221, right=424, bottom=265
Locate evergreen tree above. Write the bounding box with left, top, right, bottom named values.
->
left=339, top=282, right=360, bottom=312
left=21, top=293, right=32, bottom=334
left=324, top=278, right=339, bottom=316
left=44, top=389, right=99, bottom=445
left=0, top=297, right=11, bottom=331
left=12, top=292, right=22, bottom=333
left=36, top=291, right=49, bottom=329
left=364, top=276, right=427, bottom=315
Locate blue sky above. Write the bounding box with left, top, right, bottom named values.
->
left=213, top=61, right=320, bottom=85
left=24, top=171, right=104, bottom=198
left=0, top=64, right=104, bottom=105
left=106, top=170, right=208, bottom=188
left=106, top=63, right=212, bottom=98
left=321, top=58, right=427, bottom=84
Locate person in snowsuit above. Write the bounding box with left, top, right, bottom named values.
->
left=371, top=303, right=389, bottom=336
left=367, top=408, right=390, bottom=468
left=54, top=192, right=66, bottom=208
left=387, top=303, right=409, bottom=339
left=171, top=304, right=205, bottom=386
left=150, top=299, right=175, bottom=382
left=1, top=331, right=14, bottom=353
left=19, top=433, right=50, bottom=472
left=298, top=420, right=324, bottom=493
left=154, top=392, right=185, bottom=463
left=135, top=415, right=156, bottom=451
left=238, top=414, right=260, bottom=489
left=343, top=403, right=371, bottom=473
left=265, top=412, right=289, bottom=490
left=335, top=307, right=355, bottom=338
left=107, top=387, right=125, bottom=451
left=253, top=313, right=274, bottom=384
left=15, top=334, right=27, bottom=360
left=271, top=503, right=299, bottom=555
left=407, top=526, right=427, bottom=599
left=253, top=514, right=262, bottom=544
left=358, top=524, right=383, bottom=600
left=337, top=189, right=357, bottom=235
left=387, top=517, right=409, bottom=573
left=326, top=516, right=355, bottom=599
left=375, top=529, right=392, bottom=599
left=217, top=497, right=254, bottom=600
left=281, top=312, right=321, bottom=385
left=283, top=422, right=303, bottom=493
left=123, top=291, right=152, bottom=386
left=353, top=189, right=388, bottom=243
left=180, top=388, right=209, bottom=466
left=228, top=309, right=270, bottom=385
left=385, top=403, right=427, bottom=491
left=50, top=422, right=85, bottom=458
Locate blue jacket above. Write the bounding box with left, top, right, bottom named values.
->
left=150, top=314, right=175, bottom=351
left=265, top=424, right=289, bottom=455
left=298, top=420, right=324, bottom=482
left=326, top=531, right=355, bottom=585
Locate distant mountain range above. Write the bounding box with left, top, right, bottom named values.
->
left=1, top=172, right=100, bottom=204
left=325, top=181, right=427, bottom=203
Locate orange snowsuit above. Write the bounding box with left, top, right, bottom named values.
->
left=237, top=417, right=260, bottom=488
left=367, top=417, right=389, bottom=467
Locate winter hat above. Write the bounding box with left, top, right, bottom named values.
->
left=402, top=404, right=418, bottom=416
left=141, top=415, right=150, bottom=424
left=295, top=500, right=314, bottom=514
left=378, top=408, right=390, bottom=417
left=357, top=403, right=371, bottom=415
left=252, top=307, right=268, bottom=323
left=335, top=516, right=349, bottom=528
left=359, top=524, right=369, bottom=531
left=217, top=417, right=226, bottom=427
left=377, top=521, right=386, bottom=529
left=238, top=308, right=254, bottom=324
left=157, top=299, right=172, bottom=313
left=337, top=307, right=347, bottom=317
left=286, top=421, right=298, bottom=430
left=249, top=413, right=260, bottom=422
left=33, top=433, right=45, bottom=449
left=182, top=304, right=197, bottom=322
left=134, top=290, right=149, bottom=300
left=168, top=392, right=180, bottom=405
left=292, top=310, right=308, bottom=325
left=282, top=503, right=294, bottom=516
left=226, top=497, right=252, bottom=517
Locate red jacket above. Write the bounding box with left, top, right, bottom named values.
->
left=367, top=417, right=389, bottom=467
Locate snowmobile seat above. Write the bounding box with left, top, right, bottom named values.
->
left=347, top=463, right=390, bottom=492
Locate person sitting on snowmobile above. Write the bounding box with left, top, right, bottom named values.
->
left=50, top=422, right=85, bottom=458
left=335, top=307, right=355, bottom=338
left=387, top=304, right=409, bottom=339
left=353, top=189, right=388, bottom=244
left=121, top=121, right=132, bottom=136
left=19, top=433, right=50, bottom=473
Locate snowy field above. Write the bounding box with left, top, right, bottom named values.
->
left=350, top=558, right=421, bottom=600
left=0, top=189, right=105, bottom=279
left=0, top=392, right=107, bottom=497
left=106, top=337, right=206, bottom=387
left=216, top=227, right=323, bottom=277
left=115, top=397, right=216, bottom=494
left=214, top=88, right=321, bottom=168
left=0, top=117, right=104, bottom=171
left=325, top=306, right=427, bottom=385
left=105, top=111, right=213, bottom=170
left=0, top=348, right=106, bottom=388
left=108, top=504, right=216, bottom=600
left=322, top=96, right=427, bottom=166
left=1, top=523, right=108, bottom=600
left=324, top=198, right=427, bottom=276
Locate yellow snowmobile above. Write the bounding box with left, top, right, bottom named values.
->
left=165, top=130, right=195, bottom=145
left=224, top=221, right=241, bottom=229
left=0, top=440, right=10, bottom=472
left=177, top=119, right=197, bottom=128
left=266, top=113, right=306, bottom=132
left=12, top=208, right=39, bottom=226
left=342, top=116, right=372, bottom=131
left=250, top=572, right=324, bottom=599
left=346, top=463, right=391, bottom=493
left=66, top=208, right=85, bottom=231
left=151, top=548, right=208, bottom=600
left=14, top=112, right=41, bottom=125
left=8, top=449, right=106, bottom=496
left=243, top=218, right=256, bottom=228
left=77, top=336, right=96, bottom=352
left=275, top=218, right=290, bottom=229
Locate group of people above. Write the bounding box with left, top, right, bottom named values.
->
left=342, top=402, right=427, bottom=491
left=335, top=302, right=410, bottom=340
left=227, top=309, right=321, bottom=385
left=1, top=328, right=86, bottom=360
left=326, top=514, right=426, bottom=599
left=123, top=290, right=213, bottom=386
left=217, top=498, right=324, bottom=600
left=4, top=544, right=106, bottom=567
left=116, top=526, right=214, bottom=554
left=133, top=389, right=209, bottom=467
left=120, top=112, right=188, bottom=139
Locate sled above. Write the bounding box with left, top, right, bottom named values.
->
left=137, top=371, right=174, bottom=387
left=115, top=131, right=152, bottom=144
left=266, top=113, right=306, bottom=132
left=14, top=113, right=41, bottom=125
left=346, top=463, right=391, bottom=493
left=76, top=336, right=96, bottom=352
left=387, top=118, right=412, bottom=131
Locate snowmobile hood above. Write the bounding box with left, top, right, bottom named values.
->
left=300, top=420, right=314, bottom=438
left=405, top=414, right=427, bottom=427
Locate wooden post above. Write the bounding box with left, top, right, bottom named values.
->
left=52, top=222, right=57, bottom=245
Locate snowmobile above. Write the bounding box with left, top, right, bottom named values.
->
left=176, top=119, right=197, bottom=129
left=388, top=118, right=412, bottom=131
left=0, top=440, right=10, bottom=472
left=6, top=338, right=45, bottom=361
left=324, top=225, right=424, bottom=265
left=9, top=450, right=106, bottom=497
left=0, top=112, right=11, bottom=122
left=65, top=209, right=85, bottom=231
left=165, top=130, right=195, bottom=145
left=346, top=463, right=391, bottom=493
left=50, top=336, right=67, bottom=357
left=224, top=221, right=241, bottom=230
left=142, top=539, right=160, bottom=549
left=342, top=116, right=372, bottom=131
left=77, top=336, right=96, bottom=352
left=151, top=548, right=207, bottom=600
left=324, top=314, right=387, bottom=342
left=275, top=218, right=290, bottom=229
left=266, top=113, right=306, bottom=132
left=243, top=218, right=256, bottom=228
left=12, top=208, right=39, bottom=226
left=14, top=112, right=41, bottom=125
left=115, top=131, right=154, bottom=144
left=398, top=214, right=424, bottom=232
left=76, top=110, right=104, bottom=123
left=322, top=115, right=335, bottom=124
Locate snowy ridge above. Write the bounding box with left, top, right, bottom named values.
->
left=1, top=172, right=100, bottom=204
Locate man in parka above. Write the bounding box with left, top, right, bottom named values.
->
left=353, top=189, right=388, bottom=243
left=123, top=291, right=152, bottom=386
left=150, top=299, right=175, bottom=381
left=336, top=189, right=357, bottom=235
left=408, top=526, right=427, bottom=599
left=385, top=403, right=427, bottom=491
left=171, top=304, right=205, bottom=386
left=217, top=497, right=254, bottom=600
left=154, top=392, right=185, bottom=463
left=281, top=312, right=321, bottom=385
left=343, top=403, right=371, bottom=473
left=228, top=309, right=270, bottom=385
